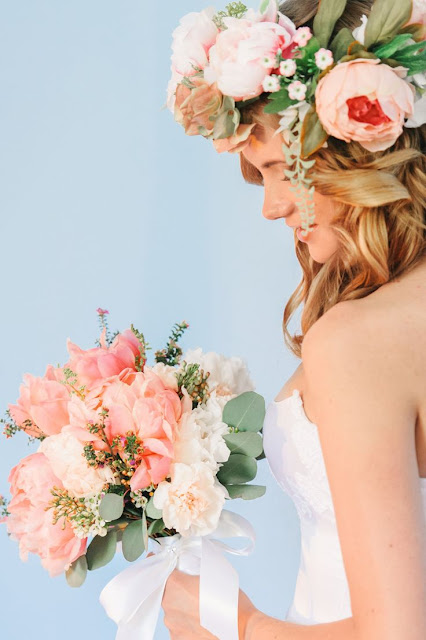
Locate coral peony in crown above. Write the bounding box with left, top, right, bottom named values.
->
left=167, top=0, right=426, bottom=233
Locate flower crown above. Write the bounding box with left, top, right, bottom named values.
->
left=167, top=0, right=426, bottom=234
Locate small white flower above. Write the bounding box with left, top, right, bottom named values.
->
left=277, top=101, right=311, bottom=139
left=279, top=59, right=297, bottom=77
left=262, top=74, right=281, bottom=92
left=315, top=48, right=334, bottom=70
left=352, top=14, right=368, bottom=45
left=293, top=27, right=312, bottom=47
left=261, top=55, right=275, bottom=68
left=288, top=80, right=307, bottom=101
left=405, top=92, right=426, bottom=128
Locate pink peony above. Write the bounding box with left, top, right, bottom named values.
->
left=167, top=7, right=219, bottom=111
left=315, top=59, right=415, bottom=152
left=100, top=369, right=191, bottom=491
left=5, top=452, right=86, bottom=577
left=64, top=328, right=141, bottom=391
left=204, top=12, right=296, bottom=101
left=8, top=364, right=70, bottom=437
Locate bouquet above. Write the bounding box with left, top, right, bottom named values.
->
left=1, top=310, right=266, bottom=640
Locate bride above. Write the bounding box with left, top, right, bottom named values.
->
left=161, top=0, right=426, bottom=638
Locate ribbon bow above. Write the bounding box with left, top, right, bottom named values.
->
left=99, top=509, right=256, bottom=640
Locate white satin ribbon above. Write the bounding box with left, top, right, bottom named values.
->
left=99, top=509, right=256, bottom=640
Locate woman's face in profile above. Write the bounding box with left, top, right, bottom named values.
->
left=241, top=126, right=341, bottom=264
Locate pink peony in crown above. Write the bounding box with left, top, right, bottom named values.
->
left=167, top=0, right=426, bottom=233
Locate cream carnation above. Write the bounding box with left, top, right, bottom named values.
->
left=153, top=462, right=228, bottom=537
left=182, top=347, right=255, bottom=396
left=174, top=392, right=231, bottom=473
left=39, top=426, right=113, bottom=498
left=149, top=362, right=179, bottom=392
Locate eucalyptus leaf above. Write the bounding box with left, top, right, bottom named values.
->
left=142, top=510, right=148, bottom=552
left=400, top=23, right=426, bottom=42
left=330, top=27, right=355, bottom=59
left=147, top=517, right=165, bottom=536
left=222, top=391, right=265, bottom=432
left=65, top=554, right=88, bottom=588
left=300, top=106, right=329, bottom=158
left=99, top=493, right=124, bottom=522
left=364, top=0, right=412, bottom=48
left=86, top=529, right=117, bottom=571
left=223, top=432, right=264, bottom=457
left=217, top=453, right=257, bottom=485
left=373, top=33, right=412, bottom=58
left=122, top=519, right=145, bottom=562
left=256, top=450, right=266, bottom=461
left=225, top=484, right=266, bottom=500
left=145, top=497, right=162, bottom=519
left=313, top=0, right=348, bottom=48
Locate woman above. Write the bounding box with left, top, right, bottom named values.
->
left=161, top=0, right=426, bottom=637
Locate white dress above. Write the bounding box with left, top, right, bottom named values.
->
left=262, top=388, right=426, bottom=624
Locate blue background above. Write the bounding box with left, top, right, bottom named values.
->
left=0, top=1, right=303, bottom=638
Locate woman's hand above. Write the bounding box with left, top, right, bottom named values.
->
left=147, top=553, right=259, bottom=639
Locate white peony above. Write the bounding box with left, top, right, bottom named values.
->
left=39, top=426, right=114, bottom=498
left=182, top=347, right=255, bottom=397
left=174, top=392, right=231, bottom=473
left=153, top=462, right=229, bottom=537
left=150, top=362, right=179, bottom=392
left=170, top=7, right=218, bottom=77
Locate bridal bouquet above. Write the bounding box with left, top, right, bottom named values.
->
left=1, top=310, right=266, bottom=640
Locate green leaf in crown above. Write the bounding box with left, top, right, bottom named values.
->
left=313, top=0, right=348, bottom=49
left=364, top=0, right=413, bottom=48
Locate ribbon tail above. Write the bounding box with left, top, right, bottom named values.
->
left=99, top=550, right=176, bottom=640
left=200, top=537, right=240, bottom=640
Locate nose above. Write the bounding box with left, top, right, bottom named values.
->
left=262, top=179, right=297, bottom=220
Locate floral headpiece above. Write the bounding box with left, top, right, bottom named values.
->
left=167, top=0, right=426, bottom=234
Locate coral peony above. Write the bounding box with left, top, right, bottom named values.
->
left=100, top=369, right=190, bottom=491
left=64, top=328, right=140, bottom=391
left=315, top=59, right=414, bottom=152
left=8, top=364, right=70, bottom=437
left=174, top=77, right=223, bottom=136
left=5, top=452, right=86, bottom=577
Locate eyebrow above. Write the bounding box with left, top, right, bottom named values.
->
left=261, top=160, right=286, bottom=170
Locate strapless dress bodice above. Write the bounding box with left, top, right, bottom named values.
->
left=263, top=388, right=426, bottom=624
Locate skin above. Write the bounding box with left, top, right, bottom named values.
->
left=158, top=127, right=426, bottom=639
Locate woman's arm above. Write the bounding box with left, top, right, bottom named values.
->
left=245, top=610, right=358, bottom=640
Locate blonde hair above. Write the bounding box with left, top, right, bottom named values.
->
left=239, top=0, right=426, bottom=359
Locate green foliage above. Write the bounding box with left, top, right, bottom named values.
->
left=217, top=453, right=257, bottom=485
left=86, top=529, right=117, bottom=570
left=213, top=2, right=247, bottom=29
left=390, top=40, right=426, bottom=75
left=65, top=555, right=88, bottom=588
left=99, top=493, right=124, bottom=522
left=364, top=0, right=412, bottom=48
left=222, top=391, right=265, bottom=433
left=264, top=88, right=297, bottom=114
left=130, top=324, right=151, bottom=371
left=224, top=484, right=266, bottom=500
left=154, top=320, right=189, bottom=367
left=212, top=96, right=240, bottom=139
left=175, top=361, right=210, bottom=406
left=147, top=517, right=165, bottom=536
left=300, top=106, right=329, bottom=159
left=145, top=496, right=162, bottom=519
left=373, top=33, right=412, bottom=58
left=313, top=0, right=348, bottom=48
left=331, top=28, right=356, bottom=59
left=223, top=431, right=264, bottom=457
left=122, top=519, right=146, bottom=561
